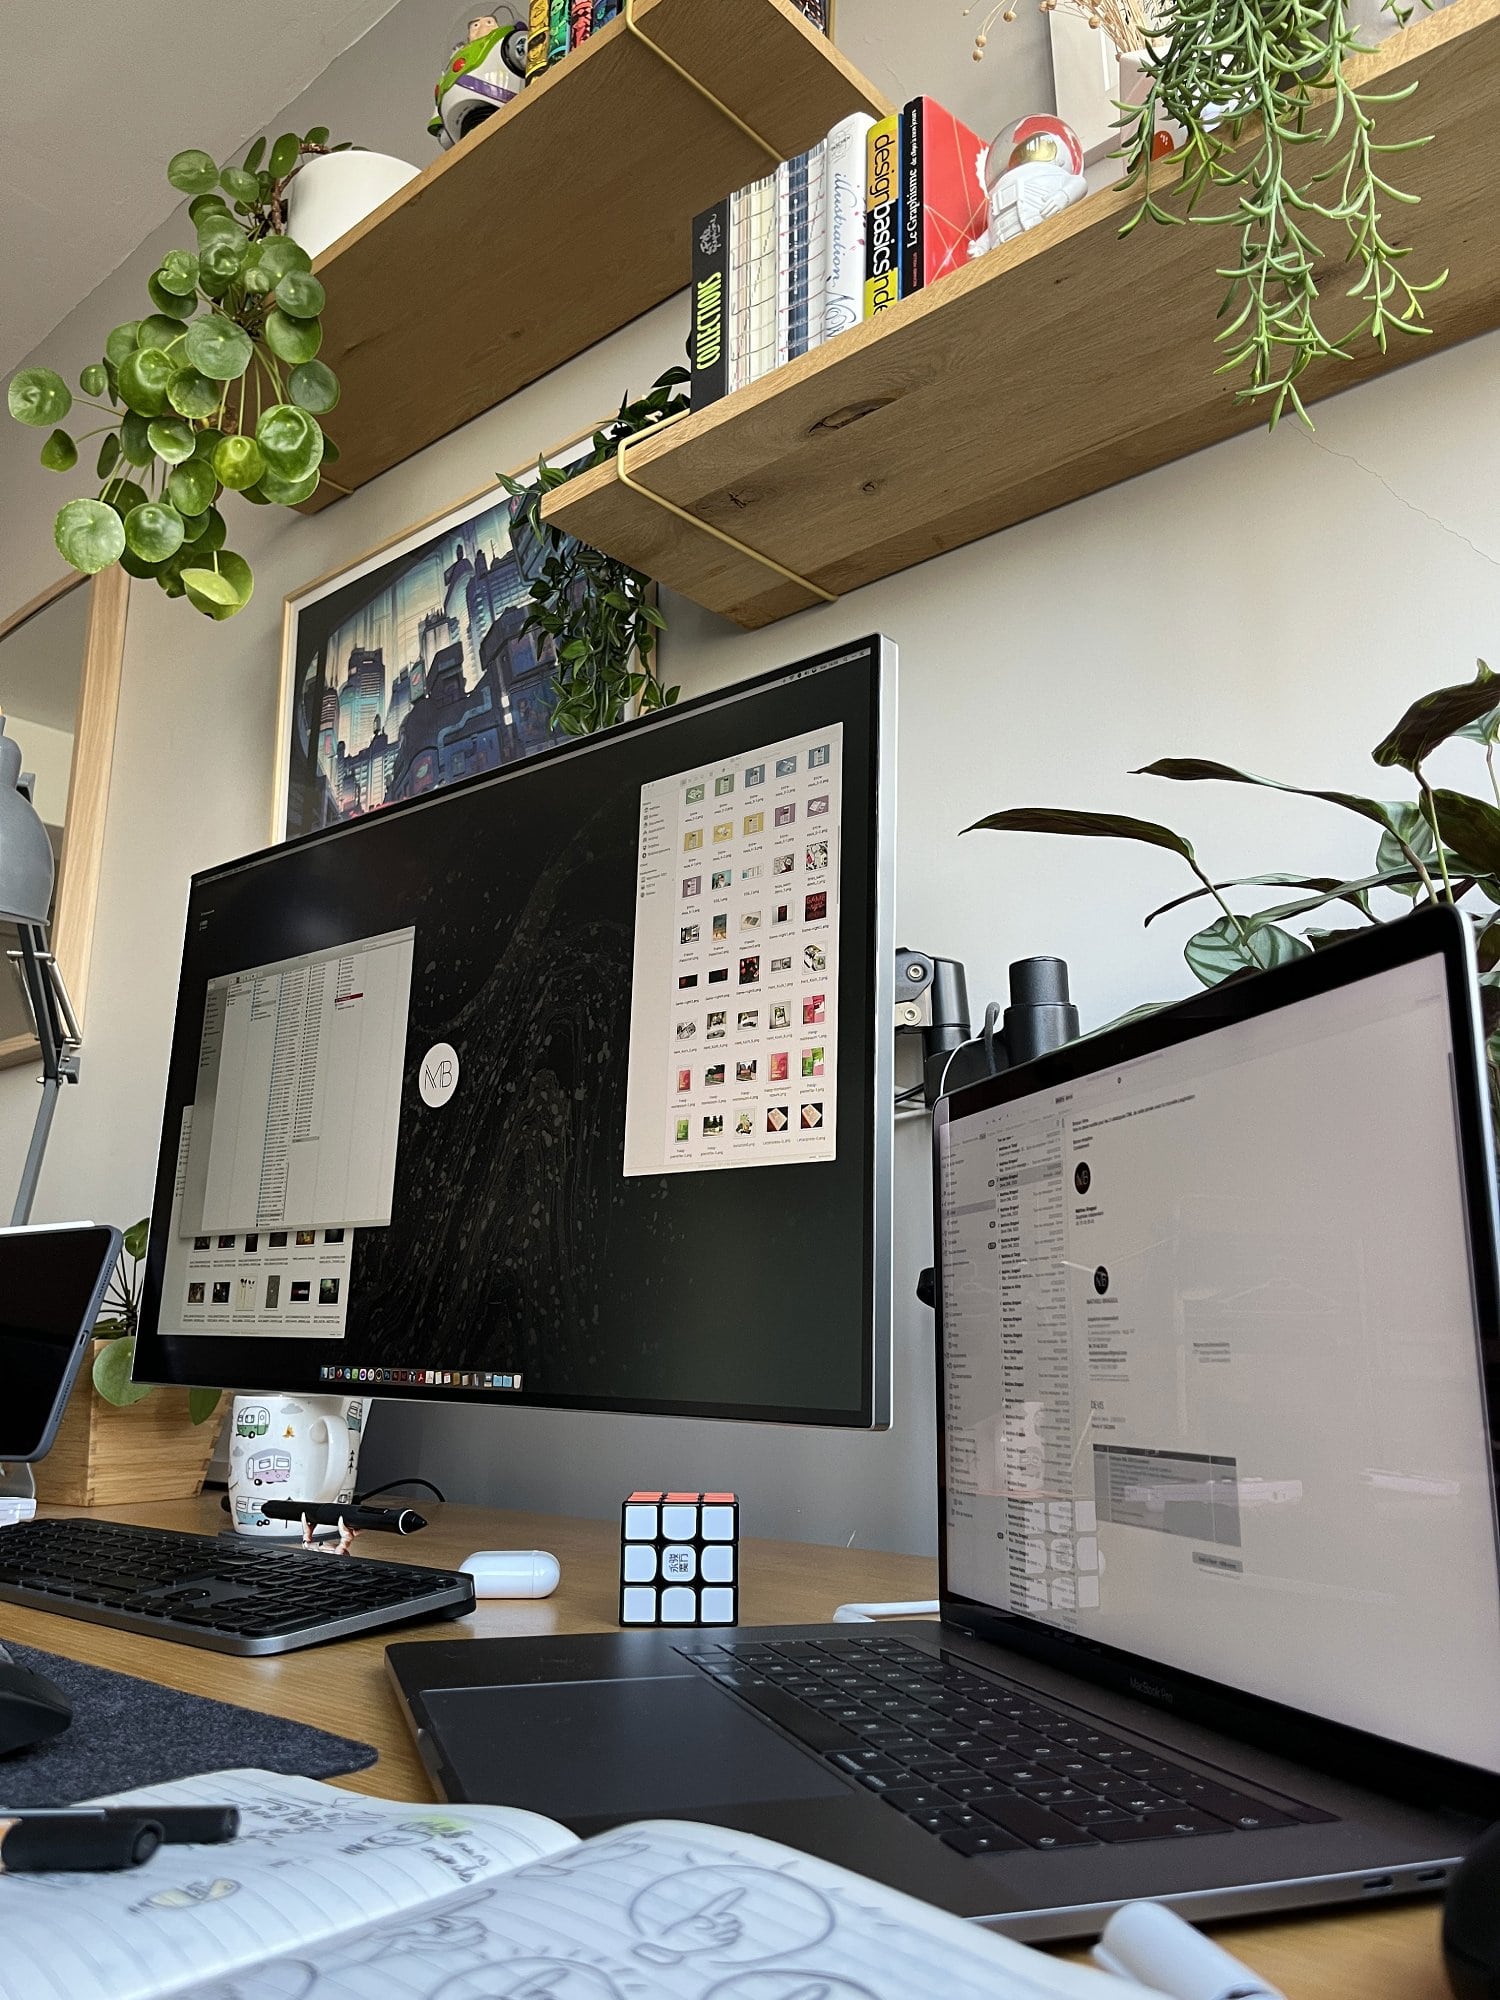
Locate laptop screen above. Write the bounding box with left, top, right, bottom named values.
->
left=938, top=943, right=1500, bottom=1775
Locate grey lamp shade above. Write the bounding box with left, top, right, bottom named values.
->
left=0, top=715, right=55, bottom=926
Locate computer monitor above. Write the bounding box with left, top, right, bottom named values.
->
left=135, top=637, right=896, bottom=1427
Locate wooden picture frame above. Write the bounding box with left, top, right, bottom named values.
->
left=0, top=567, right=128, bottom=1071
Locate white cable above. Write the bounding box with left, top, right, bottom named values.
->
left=832, top=1599, right=940, bottom=1623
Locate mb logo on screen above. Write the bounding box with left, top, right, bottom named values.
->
left=420, top=1043, right=460, bottom=1108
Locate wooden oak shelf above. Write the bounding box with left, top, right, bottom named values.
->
left=304, top=0, right=890, bottom=511
left=544, top=0, right=1500, bottom=628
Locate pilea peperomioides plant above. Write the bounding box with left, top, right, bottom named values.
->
left=7, top=129, right=349, bottom=620
left=970, top=661, right=1500, bottom=1116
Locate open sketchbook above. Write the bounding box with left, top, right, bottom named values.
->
left=0, top=1769, right=1171, bottom=2000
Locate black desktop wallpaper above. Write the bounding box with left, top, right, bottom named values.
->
left=137, top=648, right=884, bottom=1424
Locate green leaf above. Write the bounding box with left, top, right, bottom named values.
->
left=268, top=132, right=302, bottom=179
left=255, top=464, right=320, bottom=506
left=54, top=497, right=126, bottom=574
left=303, top=124, right=330, bottom=147
left=183, top=504, right=226, bottom=553
left=167, top=148, right=220, bottom=194
left=198, top=233, right=248, bottom=292
left=289, top=359, right=340, bottom=414
left=118, top=347, right=174, bottom=417
left=40, top=428, right=77, bottom=471
left=79, top=362, right=107, bottom=397
left=124, top=501, right=185, bottom=563
left=964, top=805, right=1201, bottom=866
left=274, top=270, right=326, bottom=319
left=1372, top=661, right=1499, bottom=773
left=157, top=249, right=200, bottom=297
left=243, top=235, right=311, bottom=292
left=191, top=425, right=224, bottom=461
left=1135, top=759, right=1403, bottom=836
left=1375, top=802, right=1441, bottom=895
left=146, top=273, right=195, bottom=318
left=118, top=410, right=154, bottom=464
left=189, top=1385, right=223, bottom=1425
left=146, top=416, right=195, bottom=463
left=1184, top=915, right=1311, bottom=986
left=195, top=207, right=244, bottom=251
left=183, top=315, right=253, bottom=381
left=1458, top=699, right=1500, bottom=748
left=244, top=136, right=267, bottom=174
left=182, top=551, right=253, bottom=617
left=139, top=312, right=189, bottom=352
left=167, top=457, right=218, bottom=515
left=100, top=477, right=148, bottom=519
left=96, top=433, right=120, bottom=478
left=213, top=434, right=265, bottom=490
left=256, top=402, right=323, bottom=477
left=189, top=191, right=231, bottom=224
left=123, top=1217, right=150, bottom=1260
left=104, top=321, right=141, bottom=368
left=8, top=365, right=72, bottom=427
left=263, top=308, right=322, bottom=364
left=219, top=166, right=260, bottom=204
left=167, top=366, right=221, bottom=419
left=92, top=1334, right=153, bottom=1406
left=1428, top=790, right=1500, bottom=880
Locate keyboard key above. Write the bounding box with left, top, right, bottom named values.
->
left=1171, top=1782, right=1296, bottom=1830
left=942, top=1827, right=1026, bottom=1856
left=975, top=1799, right=1097, bottom=1848
left=881, top=1788, right=949, bottom=1813
left=1092, top=1808, right=1233, bottom=1843
left=733, top=1685, right=855, bottom=1753
left=1024, top=1784, right=1097, bottom=1808
left=833, top=1749, right=902, bottom=1775
left=939, top=1777, right=1008, bottom=1803
left=1053, top=1801, right=1135, bottom=1827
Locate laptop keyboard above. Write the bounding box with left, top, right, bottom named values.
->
left=682, top=1635, right=1335, bottom=1859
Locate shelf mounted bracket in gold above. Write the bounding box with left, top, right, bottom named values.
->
left=621, top=0, right=783, bottom=165
left=616, top=414, right=840, bottom=610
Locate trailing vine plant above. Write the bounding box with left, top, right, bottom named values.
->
left=497, top=367, right=690, bottom=738
left=1114, top=0, right=1444, bottom=425
left=6, top=129, right=349, bottom=619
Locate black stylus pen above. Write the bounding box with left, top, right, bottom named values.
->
left=4, top=1806, right=239, bottom=1847
left=0, top=1813, right=163, bottom=1873
left=261, top=1500, right=427, bottom=1533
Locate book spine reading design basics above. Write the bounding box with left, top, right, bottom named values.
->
left=690, top=196, right=732, bottom=410
left=864, top=113, right=902, bottom=318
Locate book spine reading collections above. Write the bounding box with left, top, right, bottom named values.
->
left=688, top=86, right=992, bottom=410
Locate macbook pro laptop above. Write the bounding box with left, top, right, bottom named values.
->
left=388, top=905, right=1500, bottom=1939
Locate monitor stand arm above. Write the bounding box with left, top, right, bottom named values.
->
left=9, top=920, right=82, bottom=1228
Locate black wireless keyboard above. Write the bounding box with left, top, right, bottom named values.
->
left=683, top=1635, right=1334, bottom=1857
left=0, top=1518, right=475, bottom=1655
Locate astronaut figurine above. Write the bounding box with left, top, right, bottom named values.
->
left=984, top=116, right=1088, bottom=248
left=429, top=8, right=530, bottom=149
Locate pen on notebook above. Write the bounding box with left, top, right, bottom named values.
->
left=261, top=1500, right=427, bottom=1534
left=0, top=1813, right=163, bottom=1873
left=1094, top=1902, right=1287, bottom=2000
left=0, top=1807, right=239, bottom=1846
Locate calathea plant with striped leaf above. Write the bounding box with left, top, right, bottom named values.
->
left=6, top=129, right=348, bottom=620
left=969, top=661, right=1500, bottom=1115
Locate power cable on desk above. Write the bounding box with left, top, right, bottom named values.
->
left=355, top=1478, right=446, bottom=1506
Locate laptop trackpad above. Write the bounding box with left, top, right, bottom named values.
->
left=425, top=1675, right=848, bottom=1820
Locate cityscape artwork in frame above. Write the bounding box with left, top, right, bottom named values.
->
left=274, top=452, right=588, bottom=844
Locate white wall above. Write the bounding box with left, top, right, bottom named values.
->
left=1, top=1, right=1495, bottom=1553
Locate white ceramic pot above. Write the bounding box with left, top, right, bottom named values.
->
left=285, top=150, right=420, bottom=260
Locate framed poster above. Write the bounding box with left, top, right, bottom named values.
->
left=274, top=448, right=591, bottom=846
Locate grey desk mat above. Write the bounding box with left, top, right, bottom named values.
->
left=0, top=1641, right=377, bottom=1805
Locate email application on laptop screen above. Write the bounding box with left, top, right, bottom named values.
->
left=939, top=947, right=1500, bottom=1775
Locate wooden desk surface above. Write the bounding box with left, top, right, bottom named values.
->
left=7, top=1496, right=1448, bottom=2000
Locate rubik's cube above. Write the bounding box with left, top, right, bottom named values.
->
left=620, top=1491, right=739, bottom=1627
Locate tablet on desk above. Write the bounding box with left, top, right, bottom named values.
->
left=0, top=1224, right=123, bottom=1464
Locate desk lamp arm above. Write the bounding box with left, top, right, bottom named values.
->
left=9, top=921, right=82, bottom=1228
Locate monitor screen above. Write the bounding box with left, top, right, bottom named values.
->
left=135, top=639, right=895, bottom=1426
left=937, top=933, right=1500, bottom=1773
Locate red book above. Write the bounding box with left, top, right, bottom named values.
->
left=900, top=97, right=990, bottom=295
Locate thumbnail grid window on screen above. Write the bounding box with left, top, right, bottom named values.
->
left=160, top=929, right=414, bottom=1340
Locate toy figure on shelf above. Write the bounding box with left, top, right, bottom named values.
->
left=429, top=7, right=530, bottom=149
left=983, top=115, right=1087, bottom=246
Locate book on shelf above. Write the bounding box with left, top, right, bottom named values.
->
left=789, top=0, right=833, bottom=27
left=570, top=0, right=593, bottom=45
left=525, top=0, right=550, bottom=78
left=547, top=0, right=571, bottom=65
left=16, top=1767, right=1162, bottom=2000
left=864, top=110, right=903, bottom=316
left=593, top=0, right=623, bottom=21
left=690, top=194, right=732, bottom=408
left=824, top=109, right=874, bottom=341
left=900, top=96, right=990, bottom=295
left=798, top=137, right=830, bottom=361
left=741, top=168, right=782, bottom=388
